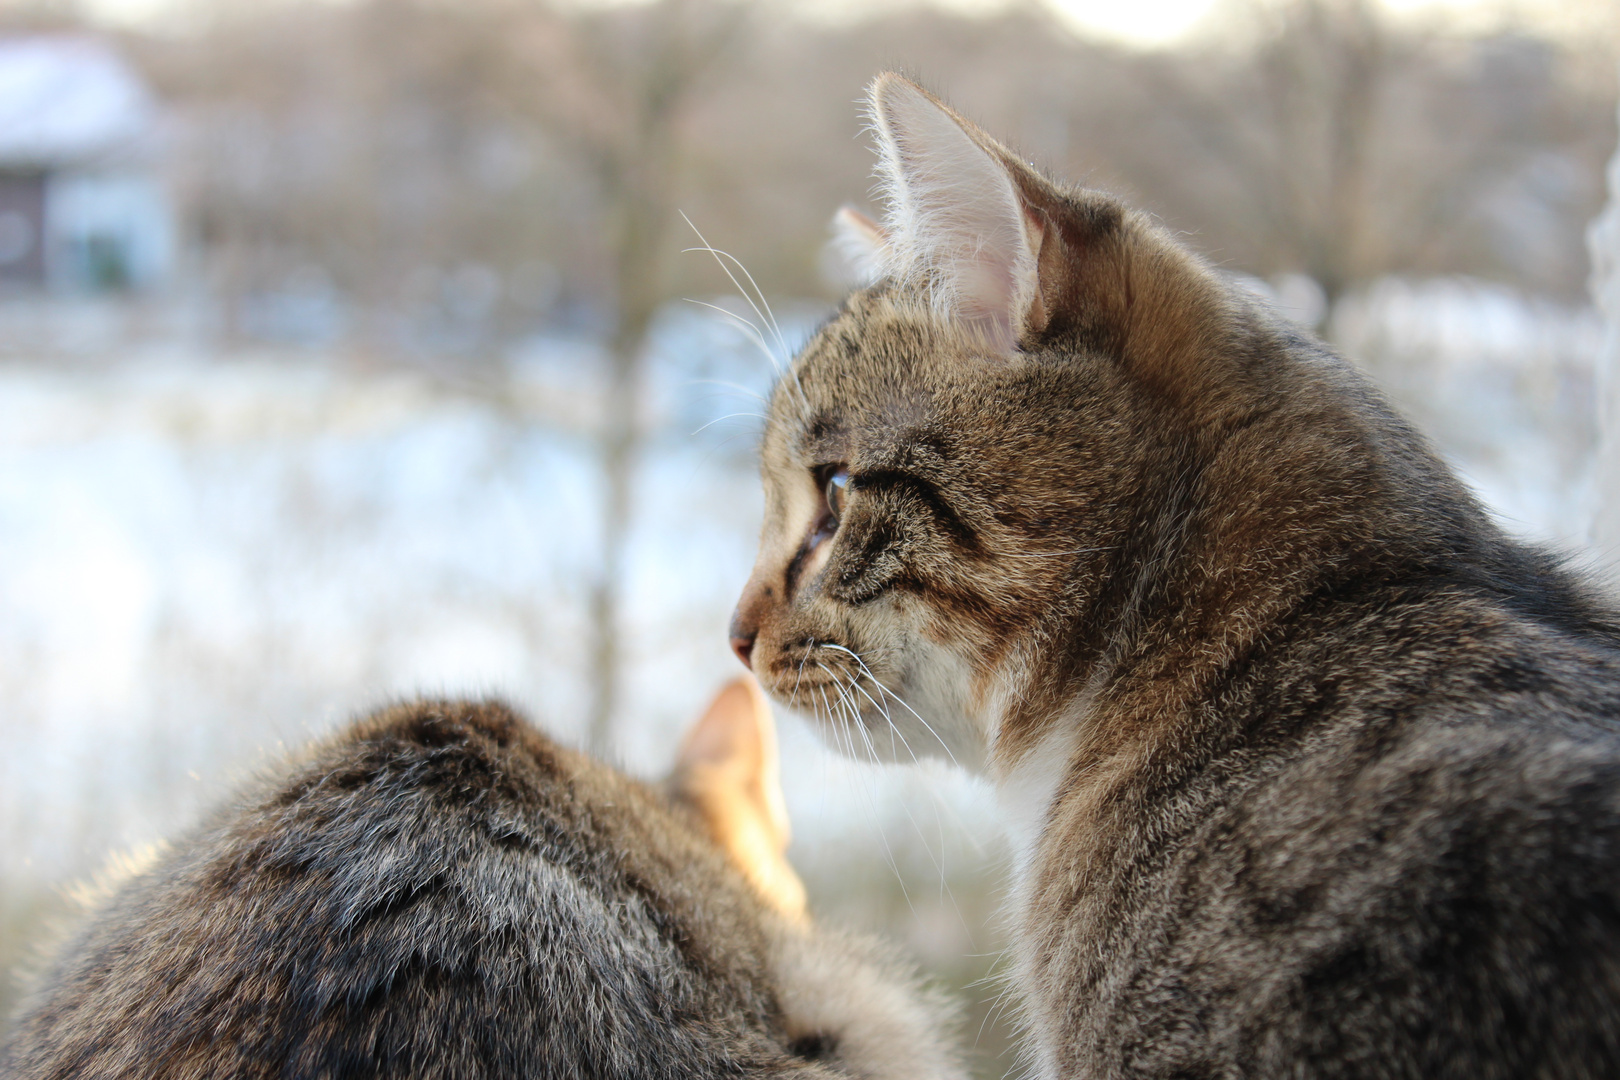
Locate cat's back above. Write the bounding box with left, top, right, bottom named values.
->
left=3, top=700, right=798, bottom=1080
left=1065, top=587, right=1620, bottom=1079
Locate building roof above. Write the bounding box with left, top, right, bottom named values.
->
left=0, top=36, right=156, bottom=169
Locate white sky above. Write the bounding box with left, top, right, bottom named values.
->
left=78, top=0, right=1597, bottom=48
left=1038, top=0, right=1574, bottom=49
left=768, top=0, right=1586, bottom=49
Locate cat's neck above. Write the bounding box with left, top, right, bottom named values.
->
left=986, top=313, right=1491, bottom=794
left=995, top=688, right=1093, bottom=904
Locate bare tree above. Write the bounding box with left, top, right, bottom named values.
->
left=1104, top=0, right=1614, bottom=324
left=498, top=0, right=749, bottom=754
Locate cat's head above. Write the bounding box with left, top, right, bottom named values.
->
left=731, top=74, right=1393, bottom=773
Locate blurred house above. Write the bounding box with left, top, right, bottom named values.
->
left=0, top=36, right=174, bottom=292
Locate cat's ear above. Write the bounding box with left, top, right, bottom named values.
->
left=675, top=676, right=808, bottom=921
left=868, top=72, right=1043, bottom=353
left=827, top=205, right=890, bottom=288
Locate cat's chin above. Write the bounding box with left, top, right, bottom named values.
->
left=772, top=660, right=989, bottom=773
left=746, top=608, right=994, bottom=772
left=758, top=668, right=894, bottom=764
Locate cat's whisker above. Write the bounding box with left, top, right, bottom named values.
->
left=814, top=663, right=955, bottom=893
left=817, top=663, right=853, bottom=715
left=682, top=299, right=783, bottom=373
left=677, top=213, right=787, bottom=356
left=933, top=794, right=962, bottom=914
left=835, top=673, right=961, bottom=904
left=690, top=431, right=767, bottom=479
left=822, top=643, right=885, bottom=691
left=885, top=721, right=958, bottom=902
left=682, top=377, right=769, bottom=405
left=820, top=667, right=876, bottom=763
left=832, top=692, right=878, bottom=825
left=822, top=643, right=960, bottom=769
left=841, top=664, right=899, bottom=729
left=683, top=390, right=769, bottom=417
left=879, top=688, right=958, bottom=768
left=897, top=784, right=955, bottom=897
left=842, top=713, right=936, bottom=909
left=789, top=663, right=806, bottom=711
left=678, top=211, right=811, bottom=411
left=697, top=248, right=789, bottom=358
left=809, top=668, right=931, bottom=931
left=688, top=411, right=768, bottom=437
left=845, top=692, right=872, bottom=759
left=821, top=643, right=930, bottom=751
left=838, top=690, right=924, bottom=914
left=831, top=666, right=920, bottom=768
left=842, top=674, right=920, bottom=778
left=678, top=241, right=784, bottom=353
left=888, top=721, right=922, bottom=767
left=789, top=638, right=818, bottom=712
left=852, top=698, right=889, bottom=765
left=681, top=297, right=811, bottom=413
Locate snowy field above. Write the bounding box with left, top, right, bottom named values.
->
left=0, top=300, right=1000, bottom=979
left=0, top=278, right=1608, bottom=1022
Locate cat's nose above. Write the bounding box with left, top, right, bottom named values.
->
left=729, top=624, right=757, bottom=669
left=729, top=606, right=759, bottom=670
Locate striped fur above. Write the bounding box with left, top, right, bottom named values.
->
left=733, top=74, right=1620, bottom=1078
left=2, top=695, right=965, bottom=1080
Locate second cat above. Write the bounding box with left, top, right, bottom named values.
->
left=3, top=679, right=966, bottom=1080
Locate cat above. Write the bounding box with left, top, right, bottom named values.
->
left=729, top=72, right=1620, bottom=1079
left=1, top=679, right=967, bottom=1080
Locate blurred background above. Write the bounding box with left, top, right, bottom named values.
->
left=0, top=0, right=1617, bottom=1071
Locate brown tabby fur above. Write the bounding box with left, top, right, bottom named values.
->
left=733, top=74, right=1620, bottom=1078
left=2, top=687, right=965, bottom=1080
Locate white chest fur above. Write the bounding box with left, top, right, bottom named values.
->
left=995, top=710, right=1083, bottom=906
left=994, top=707, right=1088, bottom=1080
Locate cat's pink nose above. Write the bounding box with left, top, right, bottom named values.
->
left=729, top=605, right=759, bottom=670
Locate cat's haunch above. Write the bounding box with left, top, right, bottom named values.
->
left=735, top=73, right=1620, bottom=1079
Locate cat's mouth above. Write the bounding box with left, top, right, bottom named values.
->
left=767, top=640, right=876, bottom=721
left=763, top=639, right=944, bottom=764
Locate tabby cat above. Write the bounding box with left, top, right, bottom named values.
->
left=1, top=679, right=965, bottom=1080
left=730, top=73, right=1620, bottom=1079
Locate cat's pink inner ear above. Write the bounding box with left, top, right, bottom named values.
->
left=676, top=677, right=807, bottom=920
left=868, top=73, right=1039, bottom=353
left=680, top=679, right=765, bottom=773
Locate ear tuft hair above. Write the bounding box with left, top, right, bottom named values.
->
left=866, top=73, right=1040, bottom=353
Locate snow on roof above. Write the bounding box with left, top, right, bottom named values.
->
left=0, top=36, right=156, bottom=168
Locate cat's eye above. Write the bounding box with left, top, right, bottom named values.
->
left=822, top=466, right=850, bottom=525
